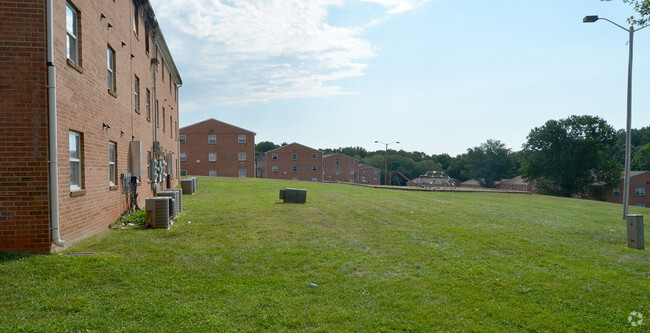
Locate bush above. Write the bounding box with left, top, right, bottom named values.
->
left=116, top=210, right=146, bottom=227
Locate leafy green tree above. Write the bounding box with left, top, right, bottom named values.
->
left=602, top=0, right=650, bottom=25
left=464, top=139, right=516, bottom=188
left=255, top=141, right=279, bottom=156
left=446, top=153, right=470, bottom=181
left=521, top=115, right=622, bottom=197
left=632, top=143, right=650, bottom=170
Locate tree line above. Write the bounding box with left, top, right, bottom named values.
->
left=256, top=116, right=650, bottom=197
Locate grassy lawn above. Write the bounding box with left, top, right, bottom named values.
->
left=2, top=177, right=650, bottom=332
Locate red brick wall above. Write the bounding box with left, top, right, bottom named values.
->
left=262, top=143, right=322, bottom=182
left=1, top=0, right=181, bottom=253
left=0, top=0, right=50, bottom=253
left=323, top=153, right=359, bottom=183
left=603, top=172, right=650, bottom=207
left=358, top=164, right=381, bottom=185
left=180, top=119, right=256, bottom=178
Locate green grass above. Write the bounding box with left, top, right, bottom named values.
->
left=2, top=177, right=650, bottom=332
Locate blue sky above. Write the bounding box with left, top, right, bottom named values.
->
left=150, top=0, right=650, bottom=156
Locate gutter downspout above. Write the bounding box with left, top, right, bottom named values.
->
left=47, top=0, right=65, bottom=248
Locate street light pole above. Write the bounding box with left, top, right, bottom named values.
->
left=584, top=15, right=649, bottom=219
left=375, top=140, right=399, bottom=186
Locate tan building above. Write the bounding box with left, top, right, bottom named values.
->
left=258, top=143, right=322, bottom=182
left=179, top=119, right=256, bottom=178
left=322, top=153, right=359, bottom=183
left=495, top=176, right=535, bottom=192
left=358, top=164, right=381, bottom=185
left=600, top=171, right=650, bottom=207
left=0, top=0, right=181, bottom=253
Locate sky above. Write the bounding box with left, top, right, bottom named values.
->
left=149, top=0, right=650, bottom=157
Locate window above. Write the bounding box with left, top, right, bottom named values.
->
left=134, top=76, right=139, bottom=112
left=208, top=135, right=216, bottom=144
left=179, top=135, right=186, bottom=144
left=145, top=26, right=150, bottom=54
left=133, top=5, right=139, bottom=35
left=350, top=170, right=355, bottom=175
left=209, top=153, right=217, bottom=162
left=147, top=151, right=151, bottom=180
left=636, top=187, right=645, bottom=196
left=312, top=177, right=318, bottom=182
left=66, top=3, right=79, bottom=63
left=272, top=166, right=278, bottom=172
left=238, top=169, right=246, bottom=178
left=336, top=170, right=341, bottom=176
left=209, top=170, right=217, bottom=177
left=613, top=187, right=620, bottom=196
left=145, top=89, right=150, bottom=121
left=350, top=161, right=355, bottom=166
left=180, top=170, right=187, bottom=177
left=636, top=203, right=646, bottom=207
left=109, top=142, right=116, bottom=185
left=107, top=45, right=115, bottom=92
left=335, top=161, right=340, bottom=166
left=292, top=165, right=298, bottom=172
left=238, top=152, right=246, bottom=161
left=69, top=131, right=82, bottom=190
left=312, top=165, right=317, bottom=171
left=162, top=107, right=166, bottom=132
left=312, top=153, right=317, bottom=159
left=272, top=154, right=278, bottom=160
left=170, top=116, right=173, bottom=138
left=238, top=135, right=246, bottom=143
left=155, top=99, right=159, bottom=127
left=292, top=153, right=298, bottom=160
left=179, top=153, right=186, bottom=162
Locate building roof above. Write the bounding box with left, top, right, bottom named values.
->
left=179, top=118, right=256, bottom=135
left=141, top=0, right=182, bottom=86
left=499, top=176, right=529, bottom=185
left=265, top=142, right=320, bottom=154
left=323, top=153, right=359, bottom=161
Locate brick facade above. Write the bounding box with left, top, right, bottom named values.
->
left=179, top=119, right=256, bottom=178
left=601, top=171, right=650, bottom=207
left=322, top=153, right=359, bottom=183
left=258, top=143, right=323, bottom=182
left=0, top=0, right=181, bottom=253
left=358, top=164, right=382, bottom=186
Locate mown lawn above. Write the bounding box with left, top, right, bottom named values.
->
left=2, top=177, right=650, bottom=332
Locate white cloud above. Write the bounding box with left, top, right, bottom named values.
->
left=151, top=0, right=429, bottom=110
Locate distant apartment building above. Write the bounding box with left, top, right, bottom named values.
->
left=179, top=118, right=256, bottom=178
left=358, top=164, right=381, bottom=185
left=257, top=143, right=322, bottom=182
left=598, top=171, right=650, bottom=207
left=495, top=176, right=534, bottom=192
left=0, top=0, right=181, bottom=253
left=322, top=153, right=359, bottom=183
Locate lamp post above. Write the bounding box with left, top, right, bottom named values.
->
left=375, top=140, right=399, bottom=185
left=584, top=15, right=650, bottom=219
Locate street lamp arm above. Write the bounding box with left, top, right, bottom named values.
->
left=598, top=17, right=630, bottom=32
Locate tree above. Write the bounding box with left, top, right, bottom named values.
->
left=464, top=139, right=516, bottom=188
left=632, top=143, right=650, bottom=170
left=255, top=141, right=279, bottom=156
left=602, top=0, right=650, bottom=25
left=521, top=115, right=622, bottom=197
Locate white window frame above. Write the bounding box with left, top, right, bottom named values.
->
left=335, top=161, right=340, bottom=166
left=636, top=187, right=646, bottom=196
left=134, top=75, right=139, bottom=112
left=292, top=153, right=298, bottom=160
left=272, top=166, right=278, bottom=172
left=109, top=142, right=116, bottom=185
left=208, top=152, right=217, bottom=162
left=147, top=151, right=151, bottom=181
left=107, top=45, right=115, bottom=92
left=613, top=187, right=620, bottom=196
left=66, top=2, right=79, bottom=63
left=312, top=165, right=317, bottom=171
left=209, top=170, right=217, bottom=177
left=208, top=135, right=216, bottom=144
left=69, top=131, right=82, bottom=190
left=238, top=169, right=246, bottom=178
left=179, top=135, right=186, bottom=144
left=312, top=153, right=317, bottom=159
left=272, top=153, right=278, bottom=160
left=238, top=135, right=246, bottom=144
left=145, top=89, right=150, bottom=121
left=292, top=165, right=298, bottom=172
left=179, top=153, right=186, bottom=162
left=238, top=152, right=246, bottom=161
left=312, top=177, right=318, bottom=182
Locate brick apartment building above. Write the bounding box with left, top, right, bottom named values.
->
left=179, top=119, right=256, bottom=178
left=358, top=164, right=381, bottom=185
left=322, top=153, right=359, bottom=183
left=257, top=143, right=323, bottom=182
left=0, top=0, right=181, bottom=253
left=598, top=171, right=650, bottom=207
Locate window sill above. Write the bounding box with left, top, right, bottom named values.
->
left=67, top=59, right=83, bottom=74
left=70, top=189, right=86, bottom=197
left=108, top=89, right=117, bottom=98
left=109, top=185, right=118, bottom=191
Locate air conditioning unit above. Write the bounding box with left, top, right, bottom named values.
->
left=279, top=188, right=307, bottom=204
left=169, top=188, right=182, bottom=213
left=157, top=190, right=179, bottom=219
left=145, top=197, right=170, bottom=229
left=181, top=178, right=195, bottom=195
